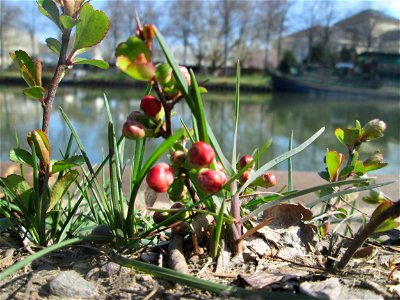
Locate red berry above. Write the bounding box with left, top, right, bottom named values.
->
left=146, top=163, right=174, bottom=193
left=122, top=121, right=146, bottom=140
left=261, top=172, right=277, bottom=188
left=240, top=169, right=254, bottom=183
left=140, top=96, right=163, bottom=118
left=188, top=142, right=215, bottom=168
left=197, top=168, right=227, bottom=194
left=238, top=155, right=255, bottom=169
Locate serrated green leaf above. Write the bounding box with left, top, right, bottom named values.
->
left=74, top=58, right=109, bottom=69
left=59, top=14, right=79, bottom=29
left=334, top=128, right=345, bottom=145
left=9, top=148, right=34, bottom=166
left=23, top=86, right=45, bottom=100
left=73, top=3, right=109, bottom=51
left=0, top=174, right=32, bottom=210
left=51, top=155, right=85, bottom=173
left=45, top=38, right=61, bottom=55
left=36, top=0, right=60, bottom=29
left=48, top=170, right=78, bottom=212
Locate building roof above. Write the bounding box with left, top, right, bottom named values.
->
left=334, top=9, right=400, bottom=28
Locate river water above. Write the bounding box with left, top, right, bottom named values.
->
left=1, top=86, right=399, bottom=175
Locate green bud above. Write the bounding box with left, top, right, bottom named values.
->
left=168, top=179, right=188, bottom=202
left=155, top=63, right=173, bottom=86
left=362, top=119, right=386, bottom=141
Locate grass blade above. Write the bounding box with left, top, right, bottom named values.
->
left=288, top=130, right=294, bottom=193
left=242, top=178, right=392, bottom=222
left=231, top=61, right=240, bottom=170
left=239, top=127, right=325, bottom=193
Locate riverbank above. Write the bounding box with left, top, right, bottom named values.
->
left=0, top=70, right=272, bottom=93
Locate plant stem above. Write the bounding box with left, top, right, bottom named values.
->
left=153, top=81, right=172, bottom=137
left=41, top=29, right=71, bottom=136
left=336, top=200, right=400, bottom=269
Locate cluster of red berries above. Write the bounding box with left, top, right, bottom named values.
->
left=122, top=95, right=165, bottom=140
left=146, top=141, right=227, bottom=196
left=146, top=141, right=227, bottom=233
left=237, top=155, right=277, bottom=188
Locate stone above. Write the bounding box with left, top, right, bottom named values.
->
left=49, top=270, right=95, bottom=298
left=100, top=262, right=121, bottom=278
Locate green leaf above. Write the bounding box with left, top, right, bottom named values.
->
left=27, top=130, right=50, bottom=166
left=10, top=50, right=36, bottom=86
left=73, top=3, right=109, bottom=51
left=116, top=56, right=155, bottom=81
left=48, top=170, right=78, bottom=212
left=9, top=148, right=34, bottom=167
left=74, top=58, right=109, bottom=69
left=0, top=174, right=32, bottom=210
left=23, top=86, right=45, bottom=100
left=334, top=128, right=345, bottom=145
left=374, top=219, right=399, bottom=233
left=344, top=128, right=361, bottom=148
left=36, top=0, right=60, bottom=29
left=115, top=36, right=150, bottom=62
left=353, top=160, right=365, bottom=176
left=326, top=150, right=343, bottom=181
left=51, top=155, right=85, bottom=173
left=59, top=14, right=79, bottom=29
left=334, top=208, right=348, bottom=219
left=364, top=162, right=388, bottom=173
left=45, top=38, right=61, bottom=55
left=189, top=69, right=208, bottom=144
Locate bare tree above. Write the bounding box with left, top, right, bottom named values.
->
left=0, top=1, right=21, bottom=69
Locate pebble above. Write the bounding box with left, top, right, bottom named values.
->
left=49, top=270, right=96, bottom=298
left=100, top=262, right=121, bottom=277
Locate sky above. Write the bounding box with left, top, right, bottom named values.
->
left=4, top=0, right=400, bottom=43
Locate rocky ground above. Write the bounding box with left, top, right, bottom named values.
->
left=0, top=162, right=399, bottom=299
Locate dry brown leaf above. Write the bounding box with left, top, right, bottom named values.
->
left=263, top=203, right=313, bottom=228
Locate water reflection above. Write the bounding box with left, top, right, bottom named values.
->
left=1, top=87, right=399, bottom=175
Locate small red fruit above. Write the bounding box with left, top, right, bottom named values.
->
left=260, top=172, right=277, bottom=188
left=146, top=163, right=174, bottom=193
left=140, top=95, right=164, bottom=119
left=122, top=121, right=146, bottom=140
left=170, top=150, right=186, bottom=167
left=197, top=168, right=227, bottom=194
left=238, top=155, right=255, bottom=169
left=240, top=169, right=254, bottom=183
left=188, top=141, right=215, bottom=168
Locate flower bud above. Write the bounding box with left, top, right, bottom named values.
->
left=362, top=119, right=386, bottom=141
left=253, top=172, right=277, bottom=188
left=197, top=168, right=227, bottom=194
left=146, top=163, right=174, bottom=193
left=170, top=150, right=186, bottom=168
left=155, top=63, right=173, bottom=86
left=188, top=141, right=215, bottom=169
left=216, top=161, right=225, bottom=173
left=179, top=66, right=191, bottom=86
left=238, top=155, right=255, bottom=170
left=63, top=0, right=82, bottom=17
left=168, top=180, right=188, bottom=202
left=122, top=121, right=146, bottom=140
left=140, top=95, right=165, bottom=120
left=364, top=150, right=384, bottom=166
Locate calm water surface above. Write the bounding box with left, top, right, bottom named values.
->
left=1, top=86, right=399, bottom=175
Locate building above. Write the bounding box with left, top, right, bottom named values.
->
left=269, top=9, right=400, bottom=67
